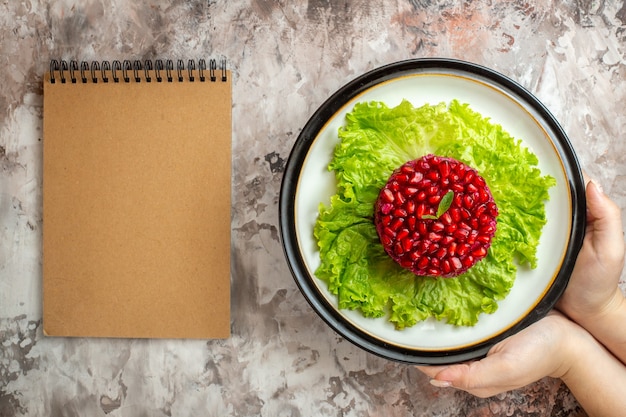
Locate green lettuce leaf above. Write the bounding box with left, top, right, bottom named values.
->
left=314, top=99, right=556, bottom=328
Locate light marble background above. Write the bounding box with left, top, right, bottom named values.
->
left=2, top=1, right=625, bottom=416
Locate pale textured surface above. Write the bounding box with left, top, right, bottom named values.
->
left=1, top=1, right=625, bottom=416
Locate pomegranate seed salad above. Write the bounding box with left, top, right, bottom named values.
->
left=313, top=99, right=556, bottom=329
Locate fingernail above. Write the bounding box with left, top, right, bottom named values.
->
left=429, top=379, right=453, bottom=388
left=590, top=179, right=604, bottom=194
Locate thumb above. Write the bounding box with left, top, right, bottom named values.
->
left=430, top=361, right=506, bottom=398
left=585, top=180, right=624, bottom=258
left=429, top=350, right=540, bottom=398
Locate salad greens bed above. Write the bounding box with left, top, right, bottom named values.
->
left=313, top=99, right=556, bottom=328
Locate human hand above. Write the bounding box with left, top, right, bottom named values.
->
left=416, top=312, right=585, bottom=398
left=557, top=179, right=625, bottom=325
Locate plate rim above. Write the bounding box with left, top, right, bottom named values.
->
left=279, top=57, right=586, bottom=365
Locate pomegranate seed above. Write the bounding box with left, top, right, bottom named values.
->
left=439, top=160, right=450, bottom=178
left=458, top=221, right=471, bottom=231
left=479, top=213, right=491, bottom=224
left=400, top=259, right=413, bottom=269
left=431, top=222, right=445, bottom=233
left=478, top=189, right=490, bottom=203
left=428, top=195, right=441, bottom=205
left=456, top=243, right=470, bottom=256
left=401, top=164, right=415, bottom=174
left=473, top=176, right=486, bottom=187
left=445, top=223, right=457, bottom=234
left=480, top=224, right=495, bottom=234
left=409, top=172, right=424, bottom=184
left=426, top=170, right=440, bottom=181
left=449, top=208, right=461, bottom=223
left=416, top=203, right=427, bottom=218
left=477, top=234, right=491, bottom=245
left=394, top=242, right=404, bottom=255
left=428, top=232, right=443, bottom=242
left=381, top=188, right=394, bottom=203
left=454, top=229, right=469, bottom=240
left=396, top=229, right=410, bottom=241
left=450, top=257, right=462, bottom=270
left=393, top=208, right=408, bottom=217
left=395, top=174, right=409, bottom=183
left=467, top=230, right=478, bottom=245
left=441, top=236, right=454, bottom=245
left=462, top=255, right=475, bottom=268
left=472, top=247, right=487, bottom=258
left=428, top=195, right=441, bottom=206
left=448, top=242, right=457, bottom=256
left=406, top=200, right=416, bottom=214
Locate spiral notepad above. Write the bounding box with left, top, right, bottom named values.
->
left=43, top=59, right=231, bottom=339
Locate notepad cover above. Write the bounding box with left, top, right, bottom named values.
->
left=42, top=63, right=231, bottom=339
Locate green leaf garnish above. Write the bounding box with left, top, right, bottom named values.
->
left=436, top=190, right=454, bottom=218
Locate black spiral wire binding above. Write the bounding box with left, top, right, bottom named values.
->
left=101, top=61, right=111, bottom=83
left=90, top=61, right=100, bottom=83
left=155, top=59, right=164, bottom=82
left=111, top=60, right=122, bottom=83
left=143, top=60, right=153, bottom=82
left=48, top=59, right=228, bottom=84
left=177, top=59, right=185, bottom=82
left=187, top=59, right=196, bottom=82
left=122, top=60, right=132, bottom=83
left=210, top=59, right=217, bottom=82
left=198, top=59, right=207, bottom=82
left=165, top=59, right=174, bottom=82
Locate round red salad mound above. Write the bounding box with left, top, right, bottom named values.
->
left=374, top=154, right=498, bottom=278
